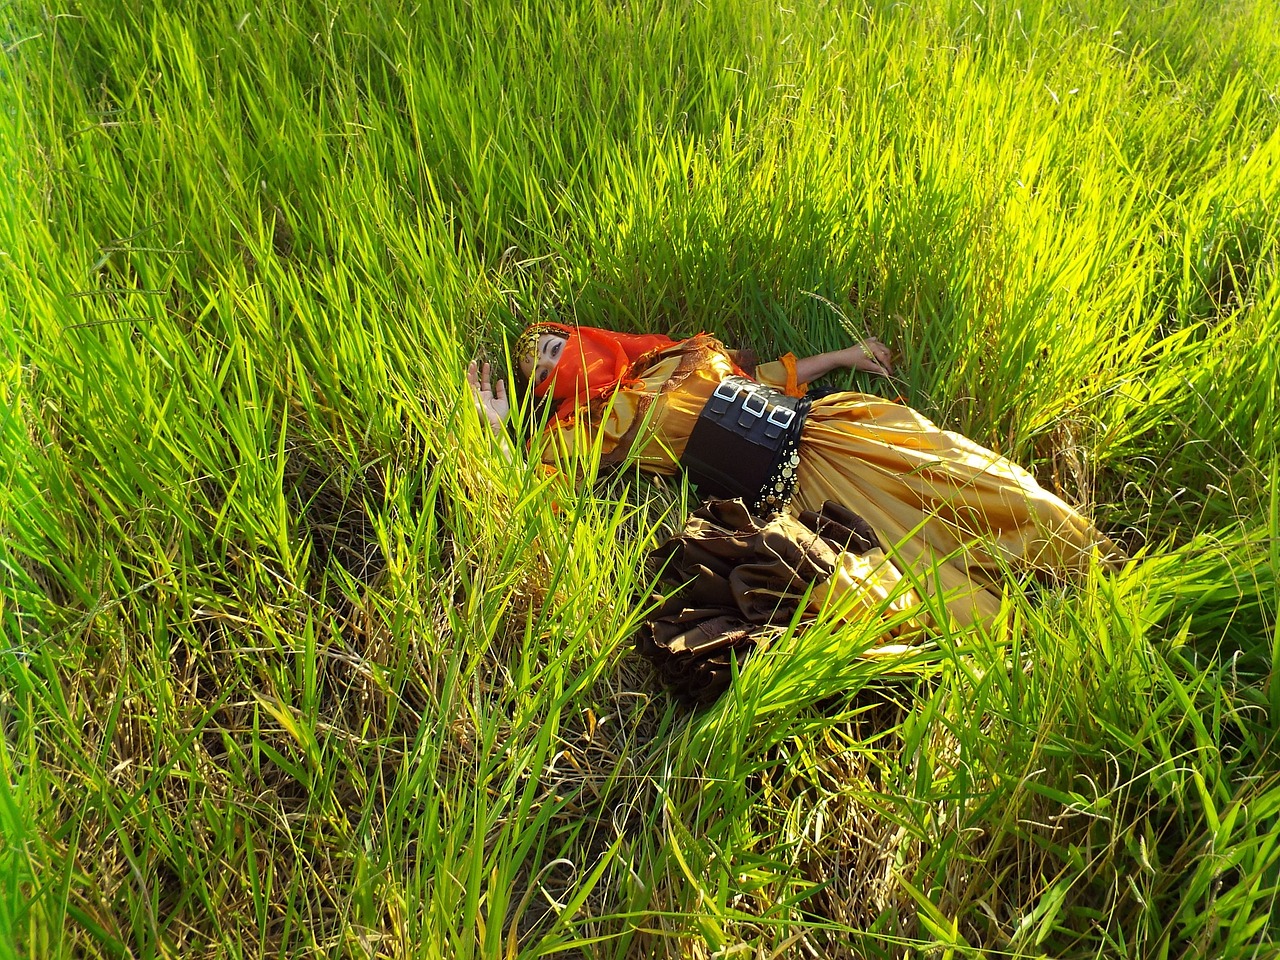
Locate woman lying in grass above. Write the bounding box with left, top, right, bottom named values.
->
left=468, top=323, right=1119, bottom=629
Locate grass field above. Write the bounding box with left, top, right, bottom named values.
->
left=3, top=0, right=1280, bottom=956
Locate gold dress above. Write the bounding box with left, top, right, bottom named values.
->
left=540, top=334, right=1116, bottom=628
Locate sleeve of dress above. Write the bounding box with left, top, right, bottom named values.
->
left=753, top=353, right=809, bottom=398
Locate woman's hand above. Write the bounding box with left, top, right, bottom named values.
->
left=467, top=360, right=509, bottom=436
left=840, top=336, right=894, bottom=377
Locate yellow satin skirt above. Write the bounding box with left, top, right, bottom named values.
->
left=789, top=392, right=1120, bottom=629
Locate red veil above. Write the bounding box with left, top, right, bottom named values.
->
left=529, top=323, right=675, bottom=413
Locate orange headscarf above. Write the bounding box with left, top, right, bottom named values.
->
left=528, top=323, right=674, bottom=412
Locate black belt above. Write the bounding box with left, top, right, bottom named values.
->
left=680, top=376, right=810, bottom=516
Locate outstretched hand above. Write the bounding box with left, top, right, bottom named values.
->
left=843, top=336, right=894, bottom=377
left=467, top=360, right=509, bottom=435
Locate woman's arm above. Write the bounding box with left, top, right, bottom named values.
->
left=792, top=336, right=894, bottom=382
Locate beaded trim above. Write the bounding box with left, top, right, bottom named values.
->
left=752, top=416, right=807, bottom=517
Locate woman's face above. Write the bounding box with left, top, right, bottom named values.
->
left=521, top=333, right=567, bottom=389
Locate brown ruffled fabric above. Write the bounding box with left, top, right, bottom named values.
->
left=636, top=499, right=895, bottom=705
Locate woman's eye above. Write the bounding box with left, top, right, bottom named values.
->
left=537, top=368, right=548, bottom=384
left=551, top=341, right=562, bottom=359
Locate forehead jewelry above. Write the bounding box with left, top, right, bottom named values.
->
left=517, top=324, right=560, bottom=374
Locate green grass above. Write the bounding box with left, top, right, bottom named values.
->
left=3, top=0, right=1279, bottom=955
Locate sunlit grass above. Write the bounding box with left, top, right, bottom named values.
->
left=3, top=0, right=1279, bottom=956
